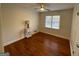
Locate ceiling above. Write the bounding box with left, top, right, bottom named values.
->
left=7, top=3, right=75, bottom=11
left=43, top=3, right=75, bottom=11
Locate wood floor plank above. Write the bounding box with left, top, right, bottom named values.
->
left=4, top=32, right=71, bottom=56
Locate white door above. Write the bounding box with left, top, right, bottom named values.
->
left=71, top=4, right=79, bottom=56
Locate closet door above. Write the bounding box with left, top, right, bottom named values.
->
left=71, top=4, right=79, bottom=56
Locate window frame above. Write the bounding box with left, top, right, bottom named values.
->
left=45, top=15, right=61, bottom=30
left=45, top=16, right=52, bottom=28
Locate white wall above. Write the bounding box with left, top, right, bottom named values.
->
left=70, top=4, right=79, bottom=56
left=1, top=4, right=39, bottom=46
left=39, top=9, right=73, bottom=39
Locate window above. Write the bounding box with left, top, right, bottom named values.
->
left=45, top=16, right=52, bottom=28
left=45, top=15, right=60, bottom=29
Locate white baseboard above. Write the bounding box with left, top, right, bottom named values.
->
left=40, top=31, right=70, bottom=40
left=3, top=31, right=69, bottom=46
left=3, top=32, right=39, bottom=46
left=3, top=36, right=24, bottom=46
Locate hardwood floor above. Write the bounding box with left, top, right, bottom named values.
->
left=4, top=32, right=71, bottom=56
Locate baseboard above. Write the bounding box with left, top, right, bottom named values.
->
left=3, top=36, right=24, bottom=46
left=3, top=31, right=39, bottom=46
left=40, top=31, right=70, bottom=40
left=3, top=31, right=69, bottom=46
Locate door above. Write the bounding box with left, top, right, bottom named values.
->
left=71, top=4, right=79, bottom=56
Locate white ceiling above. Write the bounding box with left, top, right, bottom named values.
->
left=45, top=3, right=75, bottom=10
left=9, top=3, right=75, bottom=11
